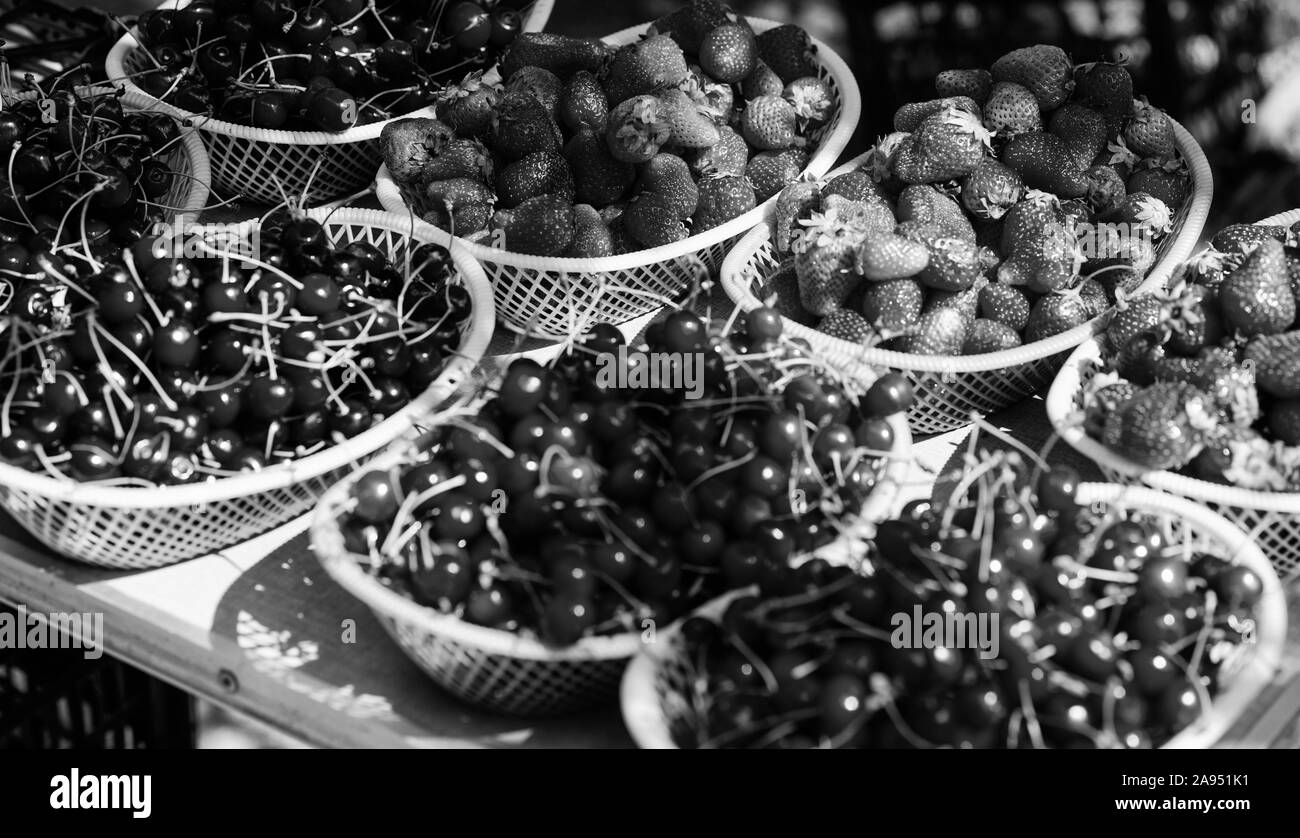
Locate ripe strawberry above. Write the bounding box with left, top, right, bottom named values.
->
left=1105, top=293, right=1163, bottom=354
left=1078, top=277, right=1109, bottom=318
left=935, top=68, right=993, bottom=104
left=783, top=77, right=834, bottom=125
left=564, top=130, right=636, bottom=206
left=960, top=158, right=1023, bottom=220
left=855, top=232, right=930, bottom=280
left=991, top=44, right=1073, bottom=110
left=896, top=185, right=976, bottom=244
left=1243, top=332, right=1300, bottom=398
left=559, top=70, right=610, bottom=135
left=639, top=153, right=698, bottom=220
left=421, top=178, right=494, bottom=235
left=1025, top=291, right=1091, bottom=341
left=1049, top=103, right=1108, bottom=169
left=746, top=147, right=808, bottom=201
left=1112, top=381, right=1208, bottom=470
left=797, top=240, right=859, bottom=315
left=1126, top=165, right=1189, bottom=210
left=740, top=60, right=784, bottom=100
left=506, top=66, right=563, bottom=117
left=899, top=307, right=967, bottom=355
left=1123, top=99, right=1176, bottom=159
left=680, top=64, right=734, bottom=123
left=693, top=175, right=757, bottom=232
left=489, top=92, right=563, bottom=162
left=1082, top=164, right=1126, bottom=215
left=893, top=96, right=980, bottom=133
left=982, top=81, right=1041, bottom=136
left=496, top=150, right=573, bottom=208
left=892, top=107, right=993, bottom=184
left=499, top=33, right=613, bottom=82
left=492, top=194, right=576, bottom=256
left=1210, top=223, right=1292, bottom=255
left=741, top=95, right=802, bottom=150
left=566, top=204, right=615, bottom=258
left=861, top=277, right=923, bottom=331
left=381, top=117, right=455, bottom=183
left=823, top=194, right=894, bottom=236
left=435, top=76, right=501, bottom=138
left=998, top=197, right=1080, bottom=293
left=1289, top=256, right=1300, bottom=310
left=1220, top=239, right=1294, bottom=337
left=1163, top=282, right=1223, bottom=356
left=762, top=259, right=818, bottom=326
left=913, top=236, right=981, bottom=291
left=772, top=181, right=822, bottom=253
left=1105, top=192, right=1171, bottom=238
left=863, top=131, right=910, bottom=188
left=1267, top=400, right=1300, bottom=445
left=603, top=35, right=690, bottom=105
left=685, top=124, right=749, bottom=177
left=1000, top=132, right=1087, bottom=198
left=824, top=171, right=888, bottom=205
left=978, top=283, right=1033, bottom=331
left=1074, top=61, right=1133, bottom=136
left=657, top=88, right=721, bottom=149
left=755, top=24, right=817, bottom=84
left=1191, top=359, right=1260, bottom=429
left=925, top=276, right=987, bottom=325
left=818, top=308, right=875, bottom=343
left=423, top=137, right=494, bottom=184
left=624, top=192, right=689, bottom=247
left=605, top=95, right=671, bottom=164
left=963, top=318, right=1022, bottom=353
left=700, top=23, right=756, bottom=83
left=651, top=0, right=735, bottom=54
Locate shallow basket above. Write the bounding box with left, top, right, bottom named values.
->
left=620, top=482, right=1287, bottom=749
left=309, top=412, right=912, bottom=716
left=374, top=15, right=862, bottom=339
left=105, top=0, right=554, bottom=207
left=720, top=118, right=1213, bottom=437
left=0, top=208, right=494, bottom=570
left=1049, top=209, right=1300, bottom=580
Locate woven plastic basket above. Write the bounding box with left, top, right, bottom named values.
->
left=374, top=15, right=862, bottom=339
left=720, top=118, right=1213, bottom=437
left=0, top=208, right=494, bottom=570
left=309, top=412, right=912, bottom=716
left=1049, top=208, right=1300, bottom=580
left=105, top=0, right=554, bottom=207
left=620, top=482, right=1287, bottom=749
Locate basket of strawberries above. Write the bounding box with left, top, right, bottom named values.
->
left=0, top=207, right=494, bottom=569
left=105, top=0, right=553, bottom=206
left=1048, top=211, right=1300, bottom=581
left=620, top=447, right=1286, bottom=749
left=373, top=2, right=860, bottom=339
left=310, top=305, right=911, bottom=715
left=721, top=47, right=1212, bottom=436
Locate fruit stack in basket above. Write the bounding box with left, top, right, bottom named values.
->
left=379, top=5, right=837, bottom=256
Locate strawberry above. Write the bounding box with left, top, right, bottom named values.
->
left=818, top=309, right=875, bottom=343
left=1084, top=234, right=1155, bottom=280
left=566, top=204, right=615, bottom=258
left=925, top=276, right=987, bottom=325
left=784, top=77, right=834, bottom=125
left=1219, top=239, right=1294, bottom=337
left=1089, top=381, right=1139, bottom=444
left=1048, top=103, right=1108, bottom=169
left=899, top=307, right=967, bottom=355
left=564, top=129, right=636, bottom=206
left=1243, top=332, right=1300, bottom=398
left=755, top=24, right=817, bottom=84
left=1210, top=223, right=1293, bottom=255
left=1074, top=61, right=1133, bottom=136
left=657, top=88, right=721, bottom=149
left=797, top=239, right=859, bottom=315
left=559, top=70, right=610, bottom=135
left=421, top=177, right=494, bottom=236
left=381, top=117, right=455, bottom=184
left=998, top=196, right=1080, bottom=293
left=772, top=181, right=822, bottom=253
left=492, top=194, right=576, bottom=256
left=991, top=45, right=1073, bottom=111
left=489, top=92, right=563, bottom=162
left=824, top=171, right=888, bottom=205
left=982, top=81, right=1041, bottom=136
left=680, top=64, right=734, bottom=123
left=685, top=124, right=748, bottom=177
left=892, top=107, right=992, bottom=184
left=1126, top=165, right=1189, bottom=210
left=1164, top=282, right=1224, bottom=356
left=1123, top=98, right=1176, bottom=159
left=639, top=153, right=698, bottom=221
left=624, top=192, right=689, bottom=247
left=861, top=277, right=923, bottom=331
left=960, top=158, right=1023, bottom=220
left=506, top=66, right=563, bottom=117
left=1289, top=256, right=1300, bottom=310
left=1078, top=277, right=1109, bottom=318
left=746, top=147, right=808, bottom=201
left=863, top=132, right=910, bottom=188
left=435, top=75, right=501, bottom=138
left=1105, top=192, right=1172, bottom=237
left=963, top=318, right=1022, bottom=353
left=740, top=60, right=784, bottom=100
left=896, top=185, right=976, bottom=244
left=1192, top=359, right=1260, bottom=429
left=1082, top=164, right=1126, bottom=215
left=605, top=95, right=671, bottom=163
left=978, top=283, right=1033, bottom=331
left=651, top=0, right=735, bottom=54
left=422, top=137, right=494, bottom=184
left=935, top=68, right=993, bottom=105
left=1025, top=290, right=1091, bottom=342
left=915, top=235, right=981, bottom=291
left=855, top=231, right=930, bottom=280
left=1112, top=381, right=1208, bottom=470
left=1267, top=400, right=1300, bottom=445
left=1105, top=293, right=1163, bottom=354
left=893, top=96, right=980, bottom=133
left=741, top=95, right=802, bottom=150
left=496, top=150, right=573, bottom=209
left=824, top=194, right=894, bottom=235
left=700, top=23, right=756, bottom=83
left=603, top=35, right=690, bottom=105
left=761, top=259, right=818, bottom=326
left=693, top=174, right=756, bottom=232
left=1000, top=132, right=1087, bottom=198
left=499, top=33, right=613, bottom=82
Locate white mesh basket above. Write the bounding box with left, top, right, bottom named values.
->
left=621, top=482, right=1287, bottom=748
left=309, top=412, right=912, bottom=716
left=374, top=15, right=862, bottom=339
left=1048, top=209, right=1300, bottom=580
left=0, top=208, right=494, bottom=570
left=104, top=0, right=554, bottom=207
left=720, top=118, right=1213, bottom=437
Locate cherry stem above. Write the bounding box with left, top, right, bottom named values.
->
left=89, top=315, right=179, bottom=412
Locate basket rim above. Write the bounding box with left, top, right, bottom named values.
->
left=0, top=207, right=495, bottom=509
left=309, top=412, right=912, bottom=663
left=372, top=14, right=863, bottom=272
left=620, top=482, right=1288, bottom=749
left=718, top=115, right=1214, bottom=374
left=103, top=0, right=555, bottom=146
left=1047, top=211, right=1300, bottom=513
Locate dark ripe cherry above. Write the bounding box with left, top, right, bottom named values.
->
left=230, top=447, right=266, bottom=472
left=142, top=113, right=182, bottom=151
left=729, top=494, right=771, bottom=538
left=494, top=452, right=537, bottom=496
left=819, top=673, right=869, bottom=738
left=446, top=418, right=503, bottom=462
left=812, top=423, right=855, bottom=469
left=670, top=441, right=712, bottom=483
left=694, top=475, right=736, bottom=522
left=167, top=407, right=209, bottom=452
left=296, top=273, right=341, bottom=316
left=198, top=42, right=239, bottom=82
left=352, top=469, right=400, bottom=522
left=955, top=682, right=1006, bottom=727
left=409, top=544, right=475, bottom=606
left=613, top=506, right=657, bottom=549
left=246, top=374, right=295, bottom=420
left=159, top=287, right=202, bottom=323
left=542, top=594, right=596, bottom=646
left=70, top=402, right=114, bottom=439
left=551, top=555, right=597, bottom=599
left=373, top=38, right=417, bottom=80
left=332, top=55, right=368, bottom=90
left=1215, top=565, right=1264, bottom=610
left=0, top=428, right=41, bottom=467
left=769, top=649, right=823, bottom=711
left=1128, top=602, right=1186, bottom=646
left=1139, top=556, right=1188, bottom=601
left=252, top=275, right=298, bottom=311
left=676, top=519, right=723, bottom=566
left=12, top=143, right=56, bottom=189
left=740, top=456, right=788, bottom=498
left=92, top=166, right=135, bottom=210
left=124, top=432, right=171, bottom=482
left=538, top=370, right=571, bottom=414
left=322, top=0, right=364, bottom=20
left=590, top=401, right=634, bottom=442
left=250, top=0, right=295, bottom=32
left=997, top=526, right=1046, bottom=574
left=203, top=282, right=249, bottom=315
left=430, top=491, right=484, bottom=540
left=721, top=418, right=759, bottom=459
left=287, top=5, right=332, bottom=48
left=839, top=576, right=888, bottom=623
left=1066, top=630, right=1120, bottom=681
left=369, top=377, right=409, bottom=414
left=466, top=585, right=514, bottom=627
left=659, top=310, right=707, bottom=353
left=635, top=554, right=683, bottom=599
left=205, top=328, right=249, bottom=374
left=583, top=541, right=633, bottom=584
left=27, top=408, right=67, bottom=447
left=854, top=416, right=894, bottom=452
left=152, top=321, right=200, bottom=367
left=446, top=1, right=492, bottom=50
left=41, top=373, right=84, bottom=417
left=496, top=359, right=547, bottom=416
left=370, top=340, right=411, bottom=377
left=669, top=408, right=711, bottom=444
left=400, top=459, right=456, bottom=510
left=863, top=372, right=914, bottom=417
left=285, top=374, right=325, bottom=413
left=457, top=456, right=498, bottom=502
left=1037, top=465, right=1080, bottom=512
left=651, top=484, right=696, bottom=530
left=292, top=412, right=330, bottom=446
left=1158, top=682, right=1202, bottom=731
left=277, top=322, right=323, bottom=362
left=69, top=437, right=119, bottom=481
left=195, top=385, right=242, bottom=428
left=582, top=322, right=624, bottom=355
left=603, top=460, right=656, bottom=503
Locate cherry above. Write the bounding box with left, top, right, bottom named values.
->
left=543, top=594, right=596, bottom=646
left=431, top=491, right=483, bottom=540
left=195, top=386, right=242, bottom=428
left=660, top=310, right=708, bottom=353
left=489, top=8, right=522, bottom=47
left=288, top=6, right=332, bottom=48
left=203, top=282, right=249, bottom=315
left=466, top=585, right=514, bottom=627
left=152, top=321, right=200, bottom=367
left=497, top=359, right=546, bottom=416
left=811, top=423, right=854, bottom=469
left=1138, top=556, right=1188, bottom=601
left=1158, top=682, right=1202, bottom=731
left=760, top=410, right=803, bottom=461
left=1129, top=647, right=1176, bottom=696
left=585, top=541, right=634, bottom=584
left=819, top=673, right=869, bottom=738
left=651, top=484, right=696, bottom=530
left=124, top=433, right=171, bottom=482
left=409, top=544, right=475, bottom=606
left=331, top=398, right=374, bottom=436
left=69, top=437, right=119, bottom=481
left=246, top=374, right=295, bottom=420
left=854, top=416, right=893, bottom=452
left=863, top=372, right=914, bottom=416
left=1214, top=566, right=1263, bottom=610
left=447, top=1, right=492, bottom=51
left=1127, top=602, right=1186, bottom=646
left=678, top=520, right=725, bottom=566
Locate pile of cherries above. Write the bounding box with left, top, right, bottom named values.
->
left=127, top=0, right=528, bottom=131
left=1, top=81, right=184, bottom=258
left=670, top=445, right=1265, bottom=748
left=0, top=213, right=468, bottom=486
left=339, top=306, right=911, bottom=647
